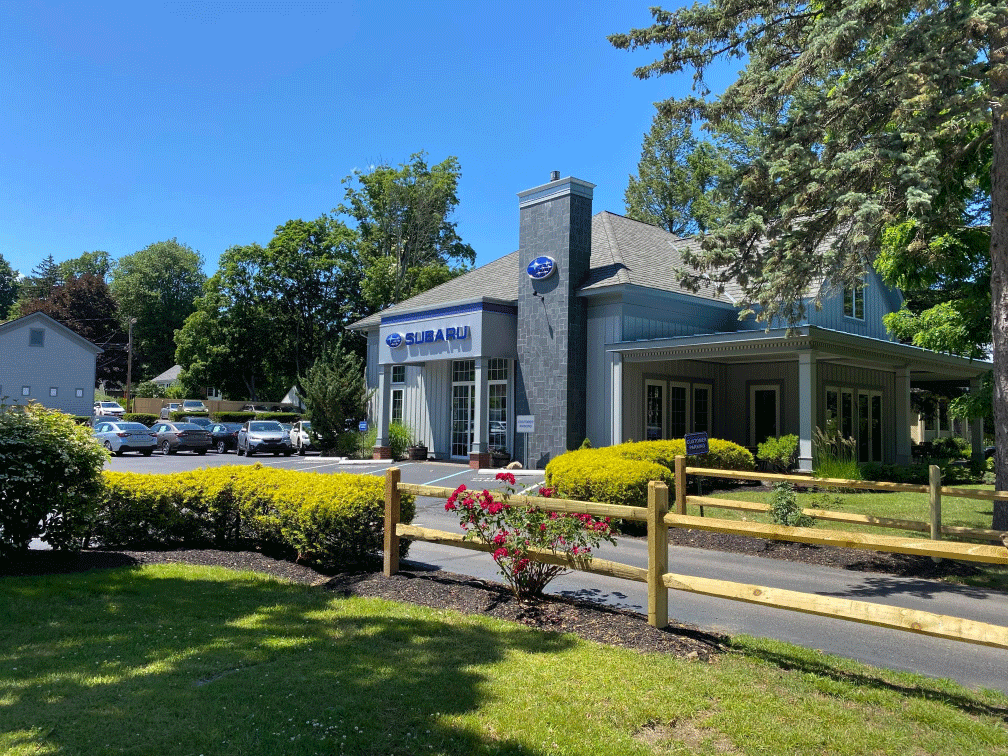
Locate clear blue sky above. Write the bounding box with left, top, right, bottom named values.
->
left=0, top=0, right=726, bottom=277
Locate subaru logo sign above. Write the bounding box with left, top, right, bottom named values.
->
left=527, top=256, right=556, bottom=281
left=385, top=333, right=403, bottom=348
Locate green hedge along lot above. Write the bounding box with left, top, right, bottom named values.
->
left=2, top=564, right=1006, bottom=756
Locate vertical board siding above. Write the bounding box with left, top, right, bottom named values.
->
left=819, top=361, right=896, bottom=462
left=812, top=269, right=899, bottom=341
left=586, top=304, right=621, bottom=447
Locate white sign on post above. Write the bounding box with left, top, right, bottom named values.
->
left=516, top=415, right=535, bottom=433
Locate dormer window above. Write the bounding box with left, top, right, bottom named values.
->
left=29, top=328, right=45, bottom=347
left=843, top=280, right=864, bottom=320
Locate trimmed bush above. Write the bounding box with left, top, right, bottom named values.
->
left=0, top=402, right=107, bottom=556
left=546, top=449, right=672, bottom=508
left=256, top=412, right=302, bottom=423
left=93, top=465, right=414, bottom=569
left=214, top=411, right=256, bottom=424
left=757, top=434, right=799, bottom=472
left=388, top=422, right=412, bottom=460
left=123, top=413, right=158, bottom=426
left=545, top=438, right=754, bottom=512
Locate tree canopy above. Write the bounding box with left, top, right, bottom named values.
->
left=110, top=239, right=205, bottom=379
left=339, top=152, right=474, bottom=314
left=611, top=0, right=1007, bottom=522
left=0, top=253, right=18, bottom=318
left=624, top=109, right=727, bottom=235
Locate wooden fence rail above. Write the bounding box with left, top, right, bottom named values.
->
left=383, top=459, right=1008, bottom=649
left=682, top=464, right=1008, bottom=544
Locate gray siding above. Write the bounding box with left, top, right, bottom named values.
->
left=819, top=361, right=896, bottom=462
left=621, top=297, right=729, bottom=341
left=0, top=319, right=97, bottom=417
left=811, top=268, right=899, bottom=341
left=585, top=302, right=621, bottom=447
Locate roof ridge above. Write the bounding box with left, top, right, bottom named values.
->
left=600, top=212, right=632, bottom=286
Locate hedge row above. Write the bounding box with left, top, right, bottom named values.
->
left=94, top=465, right=415, bottom=569
left=123, top=413, right=159, bottom=426
left=545, top=438, right=754, bottom=509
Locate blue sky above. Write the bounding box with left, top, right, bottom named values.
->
left=0, top=0, right=728, bottom=277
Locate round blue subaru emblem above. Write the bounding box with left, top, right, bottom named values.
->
left=385, top=333, right=403, bottom=348
left=527, top=255, right=556, bottom=280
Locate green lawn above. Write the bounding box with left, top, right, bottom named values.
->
left=2, top=564, right=1007, bottom=755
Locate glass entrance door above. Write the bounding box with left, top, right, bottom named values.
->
left=452, top=384, right=473, bottom=458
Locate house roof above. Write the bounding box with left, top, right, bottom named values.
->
left=0, top=311, right=102, bottom=354
left=152, top=365, right=182, bottom=383
left=346, top=210, right=855, bottom=331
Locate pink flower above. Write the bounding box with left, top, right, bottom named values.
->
left=493, top=532, right=507, bottom=546
left=496, top=471, right=516, bottom=486
left=538, top=486, right=554, bottom=498
left=493, top=547, right=509, bottom=561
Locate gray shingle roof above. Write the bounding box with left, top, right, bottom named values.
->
left=348, top=211, right=751, bottom=330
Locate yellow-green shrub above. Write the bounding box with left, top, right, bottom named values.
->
left=94, top=466, right=414, bottom=569
left=544, top=437, right=753, bottom=509
left=545, top=448, right=673, bottom=508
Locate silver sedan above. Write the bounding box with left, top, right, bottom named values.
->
left=93, top=421, right=157, bottom=456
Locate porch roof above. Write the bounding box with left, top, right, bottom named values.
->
left=607, top=326, right=990, bottom=382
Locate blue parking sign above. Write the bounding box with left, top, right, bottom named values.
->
left=358, top=421, right=368, bottom=433
left=685, top=432, right=709, bottom=456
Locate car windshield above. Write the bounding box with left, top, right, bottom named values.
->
left=118, top=423, right=150, bottom=431
left=183, top=401, right=205, bottom=408
left=249, top=421, right=283, bottom=432
left=100, top=402, right=122, bottom=408
left=175, top=423, right=204, bottom=431
left=301, top=421, right=311, bottom=430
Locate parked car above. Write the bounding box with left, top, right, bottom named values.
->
left=182, top=399, right=209, bottom=414
left=93, top=420, right=156, bottom=456
left=150, top=421, right=212, bottom=455
left=237, top=420, right=292, bottom=457
left=184, top=415, right=214, bottom=429
left=210, top=422, right=243, bottom=454
left=159, top=402, right=182, bottom=419
left=290, top=420, right=317, bottom=454
left=94, top=401, right=125, bottom=418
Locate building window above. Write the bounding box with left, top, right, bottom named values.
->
left=693, top=384, right=712, bottom=435
left=29, top=328, right=45, bottom=347
left=488, top=359, right=509, bottom=452
left=451, top=360, right=476, bottom=457
left=645, top=381, right=664, bottom=440
left=392, top=365, right=406, bottom=384
left=669, top=382, right=689, bottom=438
left=391, top=389, right=404, bottom=425
left=49, top=387, right=57, bottom=397
left=843, top=280, right=865, bottom=320
left=22, top=386, right=30, bottom=396
left=76, top=388, right=84, bottom=398
left=452, top=359, right=475, bottom=383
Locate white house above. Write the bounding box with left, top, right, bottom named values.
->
left=0, top=311, right=102, bottom=417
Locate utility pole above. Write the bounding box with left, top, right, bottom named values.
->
left=125, top=317, right=137, bottom=412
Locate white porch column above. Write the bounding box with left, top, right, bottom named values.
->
left=894, top=366, right=912, bottom=464
left=798, top=351, right=817, bottom=472
left=970, top=375, right=985, bottom=468
left=470, top=357, right=488, bottom=466
left=610, top=352, right=623, bottom=446
left=373, top=364, right=392, bottom=459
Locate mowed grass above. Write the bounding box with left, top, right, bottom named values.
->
left=691, top=484, right=1008, bottom=589
left=2, top=565, right=1008, bottom=755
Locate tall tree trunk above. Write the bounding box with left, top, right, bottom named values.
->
left=991, top=16, right=1008, bottom=530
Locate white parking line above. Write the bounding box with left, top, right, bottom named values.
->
left=423, top=468, right=471, bottom=486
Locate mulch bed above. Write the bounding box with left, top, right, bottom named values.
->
left=3, top=523, right=986, bottom=663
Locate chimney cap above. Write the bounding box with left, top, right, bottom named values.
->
left=550, top=170, right=560, bottom=182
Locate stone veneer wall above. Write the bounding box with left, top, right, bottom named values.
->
left=515, top=180, right=592, bottom=468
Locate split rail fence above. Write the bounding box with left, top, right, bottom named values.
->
left=382, top=458, right=1008, bottom=649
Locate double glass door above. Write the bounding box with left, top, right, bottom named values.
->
left=645, top=380, right=712, bottom=440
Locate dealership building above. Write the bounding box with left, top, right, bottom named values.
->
left=348, top=173, right=989, bottom=469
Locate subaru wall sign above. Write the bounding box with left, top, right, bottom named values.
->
left=527, top=255, right=557, bottom=281
left=385, top=325, right=471, bottom=349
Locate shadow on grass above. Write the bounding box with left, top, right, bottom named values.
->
left=732, top=638, right=1008, bottom=723
left=0, top=564, right=578, bottom=755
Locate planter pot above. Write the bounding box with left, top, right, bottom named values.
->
left=408, top=446, right=428, bottom=461
left=490, top=451, right=510, bottom=468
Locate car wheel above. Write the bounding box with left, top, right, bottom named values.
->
left=298, top=443, right=306, bottom=455
left=103, top=440, right=113, bottom=452
left=247, top=447, right=254, bottom=457
left=162, top=440, right=171, bottom=455
left=216, top=441, right=226, bottom=454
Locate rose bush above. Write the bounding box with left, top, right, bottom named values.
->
left=445, top=472, right=616, bottom=598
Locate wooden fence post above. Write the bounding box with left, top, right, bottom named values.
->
left=674, top=455, right=687, bottom=515
left=929, top=464, right=941, bottom=564
left=384, top=467, right=401, bottom=576
left=648, top=480, right=669, bottom=629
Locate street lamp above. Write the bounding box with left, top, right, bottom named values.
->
left=125, top=317, right=137, bottom=412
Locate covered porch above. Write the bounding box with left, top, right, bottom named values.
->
left=604, top=326, right=990, bottom=471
